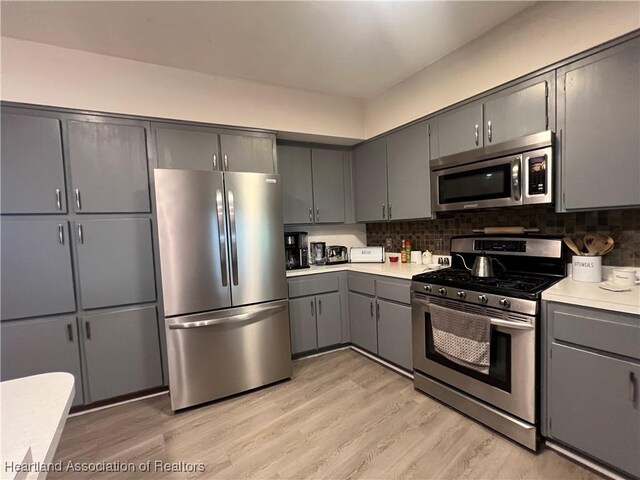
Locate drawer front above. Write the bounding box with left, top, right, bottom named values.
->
left=376, top=278, right=411, bottom=305
left=550, top=303, right=640, bottom=360
left=288, top=273, right=340, bottom=298
left=348, top=272, right=376, bottom=296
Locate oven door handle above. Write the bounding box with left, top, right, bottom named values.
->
left=490, top=317, right=533, bottom=331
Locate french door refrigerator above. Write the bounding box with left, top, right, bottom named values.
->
left=154, top=169, right=291, bottom=411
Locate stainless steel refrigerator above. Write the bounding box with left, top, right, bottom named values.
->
left=154, top=169, right=291, bottom=411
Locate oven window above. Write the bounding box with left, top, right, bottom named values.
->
left=439, top=164, right=511, bottom=204
left=425, top=313, right=512, bottom=392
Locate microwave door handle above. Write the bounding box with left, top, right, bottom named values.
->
left=512, top=156, right=522, bottom=202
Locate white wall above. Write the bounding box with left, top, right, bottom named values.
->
left=364, top=1, right=640, bottom=138
left=0, top=37, right=365, bottom=141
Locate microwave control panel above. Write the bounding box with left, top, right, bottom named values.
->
left=527, top=155, right=547, bottom=195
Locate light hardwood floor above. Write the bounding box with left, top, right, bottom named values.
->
left=51, top=349, right=600, bottom=479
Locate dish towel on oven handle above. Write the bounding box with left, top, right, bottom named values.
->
left=429, top=303, right=490, bottom=374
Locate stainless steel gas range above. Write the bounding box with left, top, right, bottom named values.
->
left=411, top=235, right=565, bottom=450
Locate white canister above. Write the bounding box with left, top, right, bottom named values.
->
left=611, top=268, right=640, bottom=286
left=410, top=250, right=422, bottom=264
left=572, top=255, right=602, bottom=283
left=422, top=250, right=433, bottom=265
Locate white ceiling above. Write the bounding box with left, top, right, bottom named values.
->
left=0, top=1, right=534, bottom=99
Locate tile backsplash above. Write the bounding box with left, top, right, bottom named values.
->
left=366, top=207, right=640, bottom=267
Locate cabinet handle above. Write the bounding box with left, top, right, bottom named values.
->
left=224, top=154, right=229, bottom=170
left=85, top=321, right=92, bottom=340
left=630, top=372, right=637, bottom=403
left=474, top=124, right=479, bottom=146
left=388, top=203, right=392, bottom=220
left=316, top=207, right=320, bottom=222
left=370, top=302, right=374, bottom=317
left=310, top=300, right=315, bottom=316
left=382, top=204, right=386, bottom=219
left=318, top=299, right=322, bottom=316
left=77, top=223, right=84, bottom=244
left=58, top=224, right=64, bottom=245
left=212, top=153, right=218, bottom=170
left=67, top=323, right=74, bottom=342
left=309, top=207, right=313, bottom=222
left=376, top=302, right=380, bottom=320
left=55, top=189, right=62, bottom=210
left=75, top=188, right=81, bottom=210
left=487, top=121, right=492, bottom=143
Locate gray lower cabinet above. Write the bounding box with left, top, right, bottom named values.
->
left=311, top=149, right=345, bottom=224
left=348, top=291, right=377, bottom=354
left=67, top=120, right=151, bottom=213
left=1, top=220, right=76, bottom=321
left=154, top=124, right=220, bottom=171
left=354, top=138, right=388, bottom=222
left=433, top=103, right=483, bottom=159
left=316, top=292, right=342, bottom=348
left=386, top=122, right=431, bottom=220
left=289, top=296, right=318, bottom=354
left=1, top=111, right=67, bottom=214
left=279, top=146, right=314, bottom=224
left=376, top=299, right=412, bottom=371
left=0, top=316, right=84, bottom=406
left=82, top=306, right=162, bottom=402
left=558, top=38, right=640, bottom=210
left=75, top=218, right=156, bottom=310
left=219, top=133, right=274, bottom=173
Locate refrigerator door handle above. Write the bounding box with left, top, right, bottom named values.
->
left=228, top=190, right=239, bottom=286
left=216, top=189, right=229, bottom=287
left=168, top=304, right=286, bottom=330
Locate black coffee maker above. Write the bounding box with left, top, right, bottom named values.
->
left=284, top=232, right=309, bottom=270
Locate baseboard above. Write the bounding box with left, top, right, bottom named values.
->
left=69, top=390, right=169, bottom=417
left=349, top=346, right=414, bottom=380
left=544, top=440, right=628, bottom=480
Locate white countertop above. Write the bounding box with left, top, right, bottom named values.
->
left=286, top=262, right=443, bottom=280
left=543, top=268, right=640, bottom=315
left=1, top=373, right=75, bottom=480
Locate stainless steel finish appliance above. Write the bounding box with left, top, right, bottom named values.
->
left=349, top=246, right=385, bottom=263
left=154, top=169, right=291, bottom=411
left=411, top=235, right=565, bottom=450
left=310, top=241, right=327, bottom=266
left=284, top=232, right=309, bottom=270
left=432, top=131, right=554, bottom=212
left=326, top=245, right=348, bottom=265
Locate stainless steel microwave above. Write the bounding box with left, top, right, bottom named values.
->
left=431, top=131, right=554, bottom=212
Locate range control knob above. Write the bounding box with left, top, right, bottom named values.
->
left=423, top=285, right=432, bottom=293
left=438, top=287, right=447, bottom=296
left=499, top=298, right=511, bottom=308
left=457, top=291, right=466, bottom=299
left=478, top=294, right=488, bottom=304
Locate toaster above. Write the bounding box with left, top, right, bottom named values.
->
left=326, top=245, right=348, bottom=265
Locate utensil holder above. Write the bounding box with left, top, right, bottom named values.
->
left=572, top=255, right=602, bottom=283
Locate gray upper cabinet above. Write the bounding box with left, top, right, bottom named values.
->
left=312, top=149, right=345, bottom=224
left=376, top=299, right=412, bottom=371
left=1, top=316, right=84, bottom=406
left=279, top=146, right=314, bottom=224
left=82, top=306, right=162, bottom=402
left=1, top=112, right=67, bottom=214
left=1, top=220, right=76, bottom=321
left=354, top=138, right=387, bottom=222
left=386, top=122, right=431, bottom=220
left=75, top=218, right=156, bottom=310
left=155, top=124, right=220, bottom=171
left=558, top=39, right=640, bottom=210
left=434, top=103, right=483, bottom=158
left=219, top=133, right=274, bottom=173
left=349, top=291, right=377, bottom=354
left=316, top=292, right=342, bottom=348
left=289, top=296, right=318, bottom=355
left=67, top=120, right=151, bottom=213
left=483, top=79, right=548, bottom=146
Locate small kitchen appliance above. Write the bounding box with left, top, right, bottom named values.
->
left=350, top=246, right=385, bottom=263
left=411, top=235, right=566, bottom=450
left=310, top=241, right=327, bottom=265
left=326, top=245, right=348, bottom=265
left=284, top=232, right=309, bottom=270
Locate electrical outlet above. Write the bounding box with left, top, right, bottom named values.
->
left=436, top=238, right=443, bottom=250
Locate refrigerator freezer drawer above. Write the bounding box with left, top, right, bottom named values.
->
left=165, top=299, right=292, bottom=411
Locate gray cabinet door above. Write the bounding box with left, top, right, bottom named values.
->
left=67, top=120, right=150, bottom=213
left=348, top=291, right=377, bottom=353
left=312, top=149, right=345, bottom=223
left=1, top=220, right=76, bottom=321
left=278, top=146, right=314, bottom=224
left=82, top=306, right=162, bottom=402
left=549, top=343, right=640, bottom=477
left=219, top=134, right=274, bottom=173
left=316, top=292, right=341, bottom=348
left=559, top=40, right=640, bottom=210
left=354, top=138, right=388, bottom=222
left=1, top=316, right=84, bottom=406
left=75, top=218, right=156, bottom=310
left=155, top=125, right=219, bottom=171
left=483, top=80, right=548, bottom=145
left=1, top=112, right=67, bottom=214
left=435, top=103, right=483, bottom=158
left=376, top=299, right=412, bottom=370
left=289, top=296, right=317, bottom=354
left=386, top=122, right=431, bottom=220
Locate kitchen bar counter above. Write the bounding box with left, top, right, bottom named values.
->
left=286, top=262, right=436, bottom=280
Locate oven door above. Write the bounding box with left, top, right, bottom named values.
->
left=412, top=294, right=536, bottom=423
left=432, top=154, right=522, bottom=212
